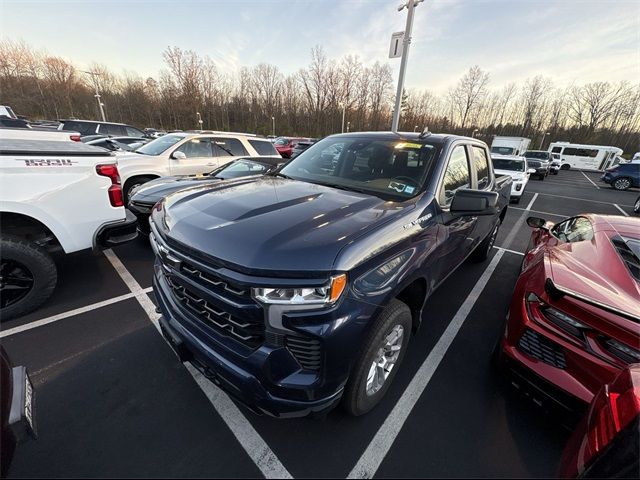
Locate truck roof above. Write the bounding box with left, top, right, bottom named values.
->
left=0, top=139, right=114, bottom=156
left=326, top=131, right=463, bottom=145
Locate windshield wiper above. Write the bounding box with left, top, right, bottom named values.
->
left=271, top=172, right=294, bottom=180
left=319, top=182, right=369, bottom=195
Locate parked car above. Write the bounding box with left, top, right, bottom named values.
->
left=600, top=162, right=640, bottom=191
left=149, top=132, right=512, bottom=417
left=558, top=364, right=639, bottom=478
left=1, top=347, right=37, bottom=477
left=497, top=213, right=640, bottom=416
left=491, top=154, right=534, bottom=204
left=129, top=156, right=283, bottom=234
left=523, top=150, right=551, bottom=176
left=0, top=105, right=18, bottom=119
left=526, top=159, right=549, bottom=180
left=115, top=132, right=280, bottom=201
left=550, top=153, right=561, bottom=175
left=0, top=139, right=138, bottom=320
left=85, top=136, right=148, bottom=152
left=290, top=139, right=317, bottom=159
left=143, top=128, right=166, bottom=139
left=273, top=137, right=311, bottom=158
left=58, top=119, right=146, bottom=138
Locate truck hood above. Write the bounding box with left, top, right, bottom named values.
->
left=493, top=168, right=527, bottom=181
left=131, top=175, right=220, bottom=204
left=158, top=177, right=412, bottom=275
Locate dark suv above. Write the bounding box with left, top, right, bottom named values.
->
left=600, top=162, right=640, bottom=191
left=58, top=119, right=146, bottom=138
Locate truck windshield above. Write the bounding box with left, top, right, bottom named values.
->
left=492, top=158, right=525, bottom=172
left=491, top=146, right=515, bottom=155
left=279, top=137, right=437, bottom=200
left=524, top=151, right=549, bottom=160
left=136, top=134, right=185, bottom=156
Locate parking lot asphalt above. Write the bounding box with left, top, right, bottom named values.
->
left=2, top=170, right=638, bottom=478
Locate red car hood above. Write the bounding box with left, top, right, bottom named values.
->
left=547, top=235, right=640, bottom=321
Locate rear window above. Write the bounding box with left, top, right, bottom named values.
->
left=524, top=151, right=550, bottom=160
left=274, top=137, right=289, bottom=146
left=100, top=123, right=126, bottom=136
left=248, top=139, right=278, bottom=156
left=62, top=121, right=96, bottom=135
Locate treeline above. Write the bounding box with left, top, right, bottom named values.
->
left=1, top=40, right=638, bottom=153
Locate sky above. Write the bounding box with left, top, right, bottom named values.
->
left=1, top=0, right=638, bottom=93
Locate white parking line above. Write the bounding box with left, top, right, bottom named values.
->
left=614, top=204, right=629, bottom=216
left=102, top=249, right=292, bottom=479
left=494, top=246, right=524, bottom=256
left=0, top=288, right=152, bottom=338
left=510, top=207, right=565, bottom=218
left=533, top=191, right=632, bottom=207
left=580, top=171, right=600, bottom=189
left=501, top=193, right=538, bottom=249
left=524, top=192, right=539, bottom=211
left=347, top=249, right=505, bottom=479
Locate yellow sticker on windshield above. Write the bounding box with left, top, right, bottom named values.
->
left=395, top=142, right=422, bottom=149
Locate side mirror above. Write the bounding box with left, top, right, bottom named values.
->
left=527, top=168, right=536, bottom=174
left=527, top=216, right=546, bottom=229
left=172, top=151, right=186, bottom=160
left=450, top=189, right=499, bottom=215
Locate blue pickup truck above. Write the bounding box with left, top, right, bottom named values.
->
left=150, top=132, right=512, bottom=417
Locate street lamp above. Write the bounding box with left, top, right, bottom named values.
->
left=82, top=70, right=106, bottom=121
left=346, top=121, right=351, bottom=133
left=271, top=116, right=275, bottom=137
left=472, top=128, right=479, bottom=138
left=539, top=132, right=550, bottom=150
left=339, top=103, right=346, bottom=133
left=391, top=0, right=424, bottom=133
left=196, top=112, right=203, bottom=130
left=413, top=125, right=419, bottom=132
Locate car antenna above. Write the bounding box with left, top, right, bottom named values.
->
left=418, top=126, right=431, bottom=139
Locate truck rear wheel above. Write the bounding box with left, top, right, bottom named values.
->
left=0, top=236, right=57, bottom=321
left=342, top=299, right=412, bottom=416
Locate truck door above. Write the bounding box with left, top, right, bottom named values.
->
left=433, top=144, right=477, bottom=281
left=169, top=137, right=216, bottom=176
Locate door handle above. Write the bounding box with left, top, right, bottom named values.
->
left=207, top=162, right=216, bottom=166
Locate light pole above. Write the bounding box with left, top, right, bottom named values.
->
left=539, top=132, right=550, bottom=150
left=340, top=103, right=346, bottom=133
left=391, top=0, right=424, bottom=133
left=346, top=121, right=351, bottom=133
left=472, top=128, right=479, bottom=138
left=81, top=70, right=106, bottom=121
left=413, top=125, right=419, bottom=132
left=196, top=112, right=203, bottom=130
left=271, top=116, right=275, bottom=137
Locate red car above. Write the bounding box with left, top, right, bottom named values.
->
left=274, top=137, right=309, bottom=158
left=498, top=214, right=640, bottom=411
left=559, top=364, right=639, bottom=478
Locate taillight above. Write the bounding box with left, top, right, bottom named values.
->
left=70, top=134, right=81, bottom=142
left=584, top=368, right=640, bottom=466
left=96, top=164, right=124, bottom=207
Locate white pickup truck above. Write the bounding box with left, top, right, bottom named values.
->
left=0, top=127, right=82, bottom=143
left=116, top=131, right=280, bottom=200
left=0, top=140, right=138, bottom=320
left=490, top=154, right=535, bottom=204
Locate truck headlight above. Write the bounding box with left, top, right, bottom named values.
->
left=253, top=274, right=347, bottom=305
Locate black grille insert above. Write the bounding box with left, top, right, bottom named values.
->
left=286, top=335, right=322, bottom=371
left=517, top=329, right=567, bottom=369
left=167, top=276, right=264, bottom=348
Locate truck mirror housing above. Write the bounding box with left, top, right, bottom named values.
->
left=171, top=151, right=186, bottom=160
left=450, top=189, right=499, bottom=215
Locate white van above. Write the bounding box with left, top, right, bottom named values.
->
left=548, top=142, right=623, bottom=171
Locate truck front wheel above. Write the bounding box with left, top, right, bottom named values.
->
left=470, top=222, right=499, bottom=263
left=0, top=237, right=57, bottom=321
left=342, top=299, right=412, bottom=416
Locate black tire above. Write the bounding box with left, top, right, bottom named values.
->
left=1, top=236, right=57, bottom=321
left=539, top=174, right=545, bottom=181
left=560, top=164, right=570, bottom=170
left=511, top=196, right=521, bottom=204
left=124, top=176, right=155, bottom=203
left=553, top=170, right=558, bottom=175
left=612, top=177, right=632, bottom=191
left=470, top=222, right=500, bottom=263
left=342, top=299, right=412, bottom=416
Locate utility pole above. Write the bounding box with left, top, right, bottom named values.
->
left=340, top=103, right=346, bottom=133
left=472, top=128, right=479, bottom=138
left=196, top=111, right=203, bottom=130
left=391, top=0, right=424, bottom=133
left=539, top=132, right=550, bottom=150
left=81, top=70, right=106, bottom=122
left=271, top=116, right=275, bottom=137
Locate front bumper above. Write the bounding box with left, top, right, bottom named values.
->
left=94, top=209, right=138, bottom=248
left=128, top=201, right=153, bottom=235
left=510, top=182, right=525, bottom=197
left=600, top=173, right=613, bottom=184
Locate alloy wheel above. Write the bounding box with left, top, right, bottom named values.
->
left=614, top=178, right=631, bottom=190
left=365, top=324, right=405, bottom=396
left=0, top=259, right=35, bottom=309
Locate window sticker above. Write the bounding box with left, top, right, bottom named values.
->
left=388, top=181, right=407, bottom=193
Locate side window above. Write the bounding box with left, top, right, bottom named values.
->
left=471, top=146, right=490, bottom=190
left=563, top=148, right=578, bottom=156
left=440, top=145, right=470, bottom=205
left=101, top=124, right=126, bottom=136
left=126, top=126, right=143, bottom=137
left=173, top=138, right=213, bottom=158
left=213, top=138, right=249, bottom=156
left=552, top=217, right=594, bottom=243
left=64, top=122, right=94, bottom=134
left=551, top=146, right=562, bottom=153
left=248, top=139, right=278, bottom=156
